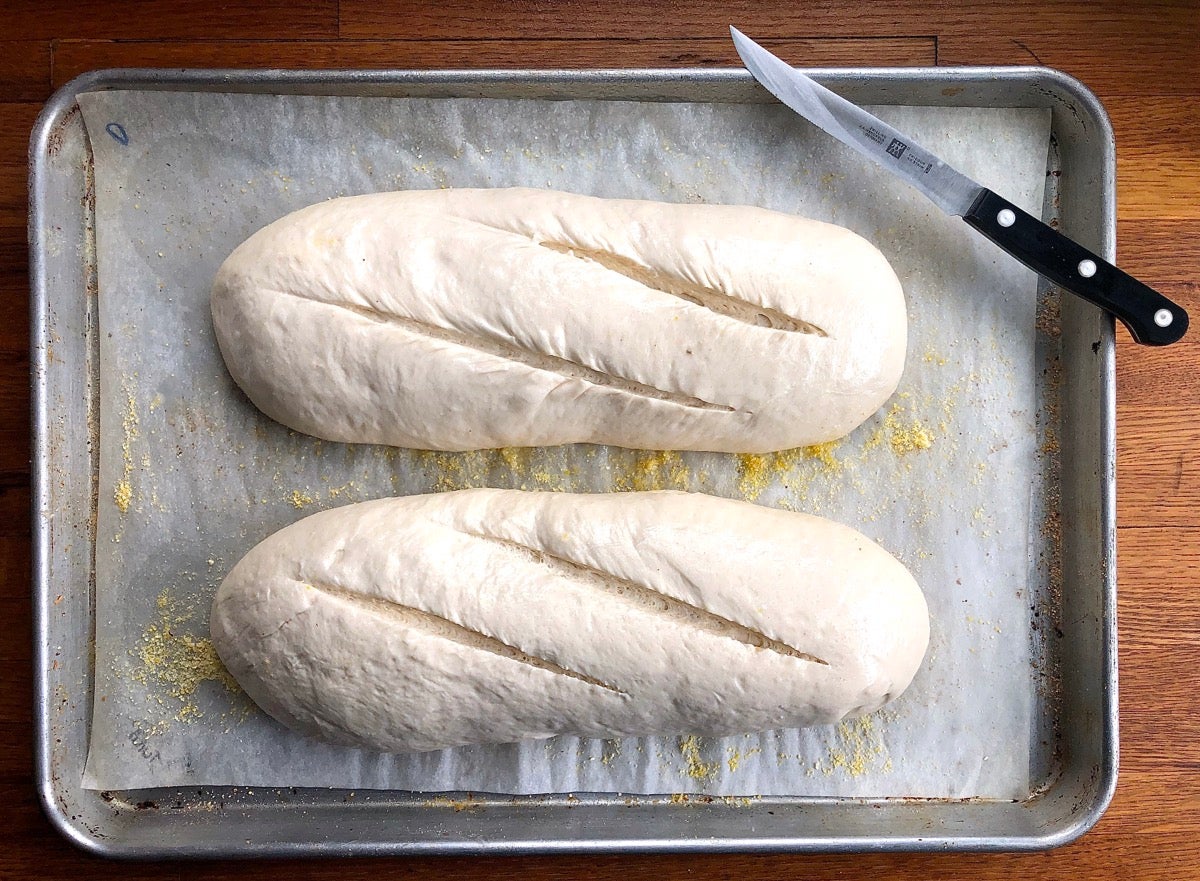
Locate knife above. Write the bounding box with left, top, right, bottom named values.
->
left=730, top=27, right=1188, bottom=346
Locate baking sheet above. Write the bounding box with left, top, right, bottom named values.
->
left=77, top=89, right=1052, bottom=798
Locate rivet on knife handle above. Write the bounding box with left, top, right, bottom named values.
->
left=729, top=27, right=1190, bottom=348
left=963, top=189, right=1188, bottom=346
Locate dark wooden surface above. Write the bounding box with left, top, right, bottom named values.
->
left=3, top=1, right=1199, bottom=876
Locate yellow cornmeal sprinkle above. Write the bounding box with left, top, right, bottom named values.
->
left=289, top=489, right=316, bottom=508
left=415, top=446, right=691, bottom=495
left=804, top=440, right=841, bottom=469
left=874, top=403, right=935, bottom=455
left=823, top=714, right=892, bottom=778
left=415, top=447, right=553, bottom=493
left=719, top=796, right=757, bottom=807
left=499, top=446, right=534, bottom=473
left=726, top=745, right=761, bottom=773
left=415, top=449, right=467, bottom=492
left=114, top=480, right=133, bottom=513
left=887, top=422, right=934, bottom=455
left=615, top=449, right=690, bottom=492
left=665, top=794, right=758, bottom=807
left=736, top=451, right=771, bottom=498
left=736, top=442, right=842, bottom=500
left=922, top=346, right=950, bottom=366
left=130, top=589, right=242, bottom=724
left=600, top=739, right=622, bottom=766
left=115, top=386, right=139, bottom=513
left=423, top=795, right=481, bottom=812
left=678, top=735, right=719, bottom=781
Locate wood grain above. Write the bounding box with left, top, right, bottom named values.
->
left=3, top=1, right=1200, bottom=876
left=0, top=104, right=44, bottom=227
left=1102, top=769, right=1200, bottom=834
left=2, top=101, right=38, bottom=480
left=1117, top=405, right=1200, bottom=527
left=936, top=4, right=1200, bottom=97
left=339, top=0, right=1200, bottom=94
left=0, top=42, right=52, bottom=102
left=49, top=38, right=936, bottom=84
left=1117, top=527, right=1200, bottom=771
left=6, top=0, right=338, bottom=41
left=338, top=0, right=1192, bottom=42
left=0, top=228, right=31, bottom=351
left=1114, top=220, right=1200, bottom=526
left=0, top=663, right=32, bottom=782
left=0, top=527, right=32, bottom=641
left=1110, top=97, right=1200, bottom=221
left=0, top=591, right=33, bottom=660
left=173, top=827, right=1200, bottom=881
left=336, top=0, right=941, bottom=39
left=1114, top=220, right=1200, bottom=378
left=0, top=348, right=30, bottom=479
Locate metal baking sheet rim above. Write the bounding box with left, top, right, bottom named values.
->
left=30, top=66, right=1118, bottom=858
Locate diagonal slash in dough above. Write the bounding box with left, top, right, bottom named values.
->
left=461, top=531, right=829, bottom=667
left=538, top=241, right=828, bottom=336
left=302, top=579, right=629, bottom=695
left=271, top=288, right=737, bottom=413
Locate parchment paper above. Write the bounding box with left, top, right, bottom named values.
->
left=78, top=89, right=1054, bottom=798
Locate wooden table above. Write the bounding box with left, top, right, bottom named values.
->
left=3, top=1, right=1198, bottom=876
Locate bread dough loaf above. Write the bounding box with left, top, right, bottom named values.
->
left=211, top=489, right=929, bottom=754
left=211, top=188, right=906, bottom=453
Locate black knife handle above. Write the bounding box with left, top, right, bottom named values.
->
left=963, top=189, right=1188, bottom=346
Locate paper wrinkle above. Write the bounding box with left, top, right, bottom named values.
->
left=78, top=90, right=1053, bottom=798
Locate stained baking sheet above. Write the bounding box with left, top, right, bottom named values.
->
left=75, top=89, right=1054, bottom=798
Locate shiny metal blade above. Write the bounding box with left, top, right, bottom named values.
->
left=731, top=27, right=983, bottom=216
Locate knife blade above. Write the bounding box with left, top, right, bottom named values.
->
left=730, top=26, right=1188, bottom=346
